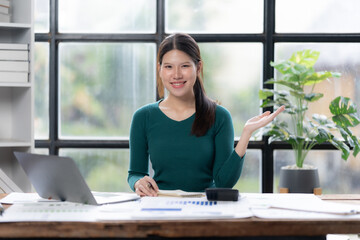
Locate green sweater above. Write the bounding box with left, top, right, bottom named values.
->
left=127, top=100, right=244, bottom=192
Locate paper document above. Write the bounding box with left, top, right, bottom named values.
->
left=2, top=193, right=360, bottom=221
left=0, top=202, right=98, bottom=222
left=131, top=196, right=252, bottom=219
left=244, top=193, right=360, bottom=219
left=270, top=200, right=360, bottom=215
left=0, top=192, right=59, bottom=204
left=92, top=191, right=140, bottom=205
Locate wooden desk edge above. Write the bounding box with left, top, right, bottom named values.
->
left=0, top=194, right=360, bottom=238
left=0, top=217, right=359, bottom=238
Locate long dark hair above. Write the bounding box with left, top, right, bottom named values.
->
left=156, top=33, right=216, bottom=137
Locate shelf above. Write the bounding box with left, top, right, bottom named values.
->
left=0, top=22, right=32, bottom=29
left=0, top=82, right=31, bottom=88
left=0, top=0, right=33, bottom=192
left=0, top=139, right=32, bottom=147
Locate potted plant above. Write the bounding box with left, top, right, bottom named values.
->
left=259, top=49, right=360, bottom=193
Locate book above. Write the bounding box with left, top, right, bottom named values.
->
left=0, top=50, right=29, bottom=61
left=0, top=0, right=10, bottom=8
left=0, top=71, right=28, bottom=82
left=0, top=12, right=10, bottom=22
left=0, top=61, right=29, bottom=72
left=0, top=43, right=28, bottom=50
left=0, top=5, right=9, bottom=14
left=157, top=190, right=205, bottom=198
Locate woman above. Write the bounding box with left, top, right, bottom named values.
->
left=128, top=33, right=284, bottom=196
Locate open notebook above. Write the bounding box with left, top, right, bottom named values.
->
left=14, top=152, right=139, bottom=205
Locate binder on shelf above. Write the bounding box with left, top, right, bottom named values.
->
left=0, top=61, right=29, bottom=72
left=0, top=12, right=10, bottom=23
left=0, top=71, right=28, bottom=83
left=0, top=50, right=29, bottom=61
left=0, top=43, right=28, bottom=50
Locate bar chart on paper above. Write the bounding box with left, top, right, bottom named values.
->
left=141, top=199, right=217, bottom=211
left=131, top=197, right=252, bottom=219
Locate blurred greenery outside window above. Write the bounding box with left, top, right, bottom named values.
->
left=59, top=149, right=132, bottom=192
left=59, top=43, right=156, bottom=138
left=34, top=42, right=49, bottom=140
left=165, top=0, right=263, bottom=34
left=34, top=0, right=49, bottom=33
left=276, top=0, right=360, bottom=33
left=33, top=0, right=360, bottom=193
left=58, top=0, right=156, bottom=33
left=199, top=43, right=263, bottom=136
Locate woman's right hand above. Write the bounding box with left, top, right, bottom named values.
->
left=134, top=176, right=159, bottom=197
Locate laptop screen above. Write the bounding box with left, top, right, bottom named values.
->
left=14, top=152, right=97, bottom=205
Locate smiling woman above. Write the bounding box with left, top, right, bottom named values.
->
left=127, top=33, right=284, bottom=197
left=33, top=0, right=360, bottom=197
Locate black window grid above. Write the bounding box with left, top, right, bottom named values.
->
left=34, top=0, right=360, bottom=193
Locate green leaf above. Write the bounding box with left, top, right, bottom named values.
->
left=330, top=96, right=360, bottom=128
left=262, top=122, right=290, bottom=143
left=260, top=99, right=274, bottom=108
left=304, top=93, right=324, bottom=102
left=264, top=79, right=302, bottom=91
left=259, top=89, right=274, bottom=100
left=289, top=90, right=305, bottom=99
left=289, top=49, right=320, bottom=68
left=338, top=127, right=360, bottom=158
left=330, top=137, right=350, bottom=160
left=350, top=135, right=360, bottom=157
left=312, top=114, right=335, bottom=127
left=314, top=127, right=332, bottom=144
left=303, top=71, right=333, bottom=86
left=270, top=60, right=292, bottom=75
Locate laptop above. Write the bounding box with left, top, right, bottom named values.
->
left=14, top=152, right=140, bottom=205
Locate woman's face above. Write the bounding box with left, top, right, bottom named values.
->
left=158, top=49, right=201, bottom=100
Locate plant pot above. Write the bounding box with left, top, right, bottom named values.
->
left=279, top=166, right=320, bottom=193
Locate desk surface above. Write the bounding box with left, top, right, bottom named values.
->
left=0, top=194, right=360, bottom=239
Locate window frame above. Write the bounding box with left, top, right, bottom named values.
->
left=35, top=0, right=360, bottom=193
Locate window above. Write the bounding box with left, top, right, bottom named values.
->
left=58, top=0, right=156, bottom=33
left=59, top=42, right=156, bottom=139
left=34, top=0, right=360, bottom=193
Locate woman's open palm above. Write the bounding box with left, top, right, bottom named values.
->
left=244, top=106, right=285, bottom=134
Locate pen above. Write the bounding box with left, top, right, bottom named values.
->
left=0, top=203, right=4, bottom=216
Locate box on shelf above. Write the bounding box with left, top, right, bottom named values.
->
left=0, top=71, right=28, bottom=83
left=0, top=5, right=9, bottom=14
left=0, top=43, right=30, bottom=83
left=0, top=12, right=10, bottom=23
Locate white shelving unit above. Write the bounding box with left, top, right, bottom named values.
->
left=0, top=0, right=34, bottom=192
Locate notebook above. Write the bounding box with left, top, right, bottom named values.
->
left=157, top=190, right=205, bottom=198
left=13, top=152, right=139, bottom=205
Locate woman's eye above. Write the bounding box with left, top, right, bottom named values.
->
left=182, top=65, right=190, bottom=68
left=164, top=65, right=172, bottom=69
